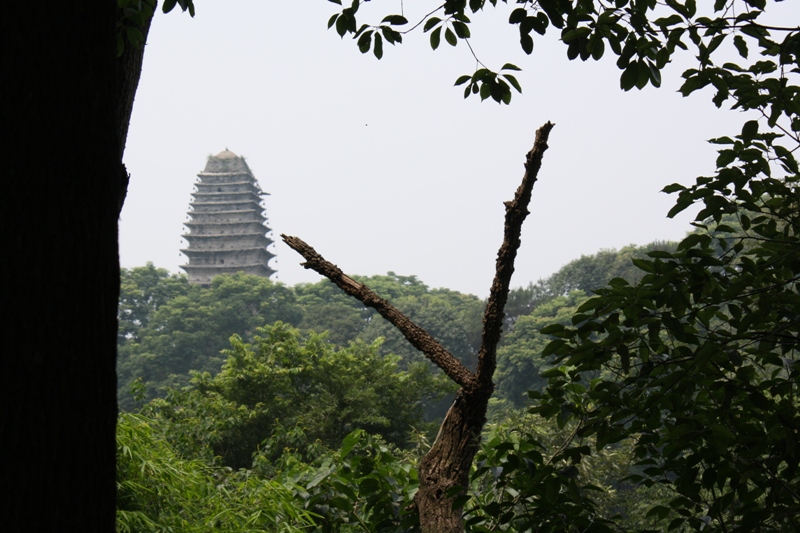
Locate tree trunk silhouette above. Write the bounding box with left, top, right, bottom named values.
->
left=3, top=3, right=151, bottom=530
left=283, top=121, right=554, bottom=532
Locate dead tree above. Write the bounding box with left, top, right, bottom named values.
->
left=283, top=121, right=554, bottom=533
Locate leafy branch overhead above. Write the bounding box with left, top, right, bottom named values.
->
left=325, top=0, right=800, bottom=111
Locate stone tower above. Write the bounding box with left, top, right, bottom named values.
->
left=180, top=149, right=275, bottom=285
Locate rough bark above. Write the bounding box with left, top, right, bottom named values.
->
left=2, top=3, right=144, bottom=531
left=283, top=122, right=554, bottom=532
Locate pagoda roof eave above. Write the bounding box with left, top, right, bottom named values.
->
left=181, top=248, right=276, bottom=255
left=180, top=264, right=274, bottom=270
left=197, top=171, right=254, bottom=177
left=184, top=220, right=267, bottom=226
left=187, top=209, right=262, bottom=215
left=183, top=233, right=270, bottom=239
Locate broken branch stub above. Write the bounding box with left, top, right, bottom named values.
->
left=280, top=234, right=475, bottom=389
left=475, top=121, right=554, bottom=385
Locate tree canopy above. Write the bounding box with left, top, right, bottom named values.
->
left=118, top=269, right=485, bottom=411
left=146, top=322, right=448, bottom=470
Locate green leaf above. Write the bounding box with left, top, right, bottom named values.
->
left=733, top=35, right=749, bottom=58
left=501, top=63, right=521, bottom=71
left=716, top=149, right=736, bottom=167
left=381, top=14, right=408, bottom=25
left=454, top=75, right=472, bottom=86
left=620, top=62, right=638, bottom=91
left=662, top=183, right=686, bottom=193
left=430, top=27, right=442, bottom=50
left=479, top=82, right=491, bottom=100
left=647, top=250, right=674, bottom=258
left=540, top=367, right=566, bottom=378
left=340, top=429, right=364, bottom=457
left=162, top=0, right=177, bottom=13
left=741, top=120, right=759, bottom=142
left=509, top=8, right=527, bottom=24
left=357, top=31, right=372, bottom=54
left=423, top=17, right=441, bottom=32
left=307, top=467, right=332, bottom=489
left=453, top=21, right=470, bottom=39
left=503, top=74, right=522, bottom=93
left=335, top=14, right=348, bottom=37
left=445, top=27, right=458, bottom=46
left=591, top=38, right=605, bottom=60
left=520, top=33, right=534, bottom=54
left=647, top=61, right=662, bottom=88
left=646, top=505, right=671, bottom=519
left=542, top=339, right=567, bottom=356
left=635, top=60, right=650, bottom=89
left=540, top=324, right=567, bottom=335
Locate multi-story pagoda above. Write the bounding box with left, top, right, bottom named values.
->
left=180, top=149, right=275, bottom=285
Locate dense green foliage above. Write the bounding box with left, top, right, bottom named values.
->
left=297, top=273, right=485, bottom=371
left=532, top=202, right=800, bottom=530
left=116, top=412, right=315, bottom=532
left=328, top=0, right=800, bottom=111
left=115, top=239, right=690, bottom=530
left=496, top=241, right=680, bottom=404
left=503, top=242, right=679, bottom=324
left=119, top=241, right=668, bottom=413
left=495, top=290, right=589, bottom=406
left=118, top=270, right=481, bottom=409
left=146, top=322, right=448, bottom=469
left=118, top=268, right=303, bottom=409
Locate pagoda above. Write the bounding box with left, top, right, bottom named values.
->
left=180, top=149, right=275, bottom=285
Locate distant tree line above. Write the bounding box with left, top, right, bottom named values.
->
left=119, top=238, right=677, bottom=415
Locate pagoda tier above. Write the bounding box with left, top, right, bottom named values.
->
left=180, top=149, right=275, bottom=285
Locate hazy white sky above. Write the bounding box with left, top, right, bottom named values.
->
left=121, top=0, right=751, bottom=297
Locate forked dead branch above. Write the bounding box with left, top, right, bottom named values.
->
left=282, top=121, right=554, bottom=532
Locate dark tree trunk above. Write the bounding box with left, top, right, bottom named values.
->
left=414, top=386, right=494, bottom=532
left=3, top=2, right=129, bottom=530
left=283, top=122, right=554, bottom=533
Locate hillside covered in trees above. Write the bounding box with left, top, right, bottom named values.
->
left=117, top=240, right=687, bottom=530
left=118, top=240, right=676, bottom=411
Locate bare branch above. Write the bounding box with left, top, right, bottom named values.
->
left=281, top=234, right=476, bottom=389
left=475, top=121, right=555, bottom=385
